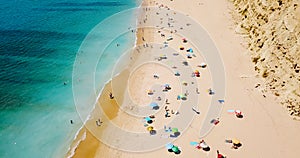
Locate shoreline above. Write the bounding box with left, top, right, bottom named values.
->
left=66, top=0, right=300, bottom=157
left=65, top=0, right=153, bottom=157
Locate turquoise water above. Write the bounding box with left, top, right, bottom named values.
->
left=0, top=0, right=140, bottom=157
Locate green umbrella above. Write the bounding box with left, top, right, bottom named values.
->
left=172, top=146, right=179, bottom=152
left=172, top=128, right=178, bottom=133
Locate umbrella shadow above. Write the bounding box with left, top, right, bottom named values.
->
left=233, top=143, right=242, bottom=148
left=236, top=114, right=244, bottom=118
left=181, top=97, right=187, bottom=100
left=170, top=132, right=181, bottom=138
left=150, top=130, right=157, bottom=135
left=203, top=146, right=210, bottom=151
left=153, top=106, right=160, bottom=110
left=174, top=150, right=181, bottom=154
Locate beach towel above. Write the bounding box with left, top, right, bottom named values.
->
left=227, top=109, right=235, bottom=113
left=190, top=142, right=198, bottom=146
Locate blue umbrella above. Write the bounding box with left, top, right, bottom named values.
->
left=150, top=102, right=158, bottom=107
left=187, top=48, right=193, bottom=52
left=145, top=117, right=151, bottom=121
left=165, top=143, right=174, bottom=149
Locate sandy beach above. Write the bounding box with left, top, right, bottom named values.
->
left=67, top=0, right=300, bottom=157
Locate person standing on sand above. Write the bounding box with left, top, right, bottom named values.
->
left=217, top=150, right=226, bottom=158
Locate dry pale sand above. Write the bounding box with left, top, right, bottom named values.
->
left=66, top=0, right=300, bottom=158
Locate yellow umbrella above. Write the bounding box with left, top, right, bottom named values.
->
left=147, top=90, right=153, bottom=95
left=147, top=126, right=154, bottom=131
left=232, top=138, right=240, bottom=145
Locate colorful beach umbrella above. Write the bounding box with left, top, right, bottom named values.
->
left=145, top=117, right=151, bottom=121
left=200, top=142, right=208, bottom=148
left=147, top=90, right=153, bottom=95
left=149, top=102, right=158, bottom=107
left=172, top=128, right=178, bottom=133
left=187, top=48, right=193, bottom=52
left=165, top=143, right=174, bottom=149
left=232, top=138, right=240, bottom=145
left=186, top=54, right=192, bottom=58
left=147, top=126, right=154, bottom=131
left=172, top=146, right=179, bottom=152
left=235, top=110, right=242, bottom=115
left=199, top=62, right=207, bottom=68
left=175, top=71, right=180, bottom=76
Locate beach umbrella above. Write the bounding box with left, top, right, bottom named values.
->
left=187, top=48, right=193, bottom=52
left=172, top=146, right=179, bottom=152
left=150, top=130, right=157, bottom=135
left=149, top=102, right=158, bottom=107
left=186, top=53, right=192, bottom=58
left=145, top=117, right=151, bottom=121
left=235, top=110, right=242, bottom=115
left=165, top=143, right=174, bottom=149
left=199, top=62, right=207, bottom=68
left=179, top=46, right=184, bottom=50
left=164, top=84, right=170, bottom=87
left=147, top=126, right=154, bottom=131
left=199, top=142, right=208, bottom=148
left=172, top=128, right=178, bottom=133
left=179, top=94, right=187, bottom=100
left=232, top=138, right=240, bottom=145
left=147, top=90, right=153, bottom=95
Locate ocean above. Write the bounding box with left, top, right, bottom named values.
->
left=0, top=0, right=140, bottom=157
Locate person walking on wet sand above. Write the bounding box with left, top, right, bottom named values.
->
left=109, top=92, right=114, bottom=99
left=96, top=118, right=103, bottom=126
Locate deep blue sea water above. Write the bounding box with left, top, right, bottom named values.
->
left=0, top=0, right=140, bottom=157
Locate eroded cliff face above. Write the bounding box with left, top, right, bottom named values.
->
left=230, top=0, right=300, bottom=118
